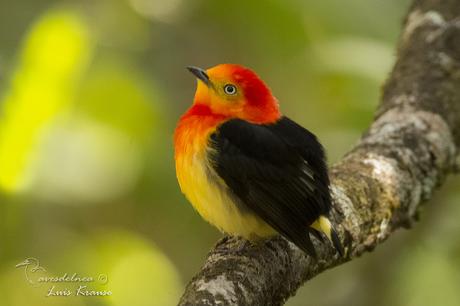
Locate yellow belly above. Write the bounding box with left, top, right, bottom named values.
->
left=175, top=149, right=275, bottom=239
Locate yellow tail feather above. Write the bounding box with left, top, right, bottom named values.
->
left=311, top=215, right=344, bottom=256
left=311, top=215, right=332, bottom=241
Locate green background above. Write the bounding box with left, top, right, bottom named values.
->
left=0, top=1, right=459, bottom=305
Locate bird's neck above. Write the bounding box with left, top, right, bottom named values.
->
left=183, top=100, right=281, bottom=124
left=174, top=104, right=227, bottom=157
left=242, top=103, right=281, bottom=124
left=181, top=103, right=228, bottom=122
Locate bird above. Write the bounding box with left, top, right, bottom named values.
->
left=15, top=257, right=47, bottom=285
left=174, top=64, right=343, bottom=257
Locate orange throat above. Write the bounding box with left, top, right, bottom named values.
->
left=174, top=104, right=228, bottom=158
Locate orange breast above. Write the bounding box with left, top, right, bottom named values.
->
left=174, top=108, right=275, bottom=238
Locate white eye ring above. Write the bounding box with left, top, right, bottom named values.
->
left=223, top=84, right=237, bottom=95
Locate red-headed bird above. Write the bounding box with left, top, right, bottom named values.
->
left=174, top=64, right=343, bottom=257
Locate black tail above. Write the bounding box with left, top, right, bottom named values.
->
left=330, top=227, right=344, bottom=257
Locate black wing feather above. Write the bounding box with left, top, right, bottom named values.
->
left=208, top=116, right=331, bottom=256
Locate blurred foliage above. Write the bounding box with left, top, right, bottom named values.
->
left=0, top=1, right=459, bottom=306
left=0, top=10, right=91, bottom=192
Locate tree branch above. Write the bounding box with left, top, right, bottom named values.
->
left=179, top=1, right=460, bottom=305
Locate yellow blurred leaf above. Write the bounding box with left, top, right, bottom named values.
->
left=0, top=10, right=92, bottom=193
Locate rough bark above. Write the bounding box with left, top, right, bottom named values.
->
left=179, top=1, right=460, bottom=305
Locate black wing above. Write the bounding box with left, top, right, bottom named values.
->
left=208, top=116, right=331, bottom=256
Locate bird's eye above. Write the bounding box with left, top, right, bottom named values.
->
left=223, top=84, right=237, bottom=95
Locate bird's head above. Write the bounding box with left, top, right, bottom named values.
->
left=187, top=64, right=281, bottom=124
left=15, top=258, right=32, bottom=268
left=15, top=257, right=39, bottom=268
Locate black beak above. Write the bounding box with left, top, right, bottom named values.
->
left=187, top=66, right=211, bottom=87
